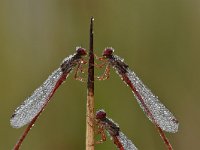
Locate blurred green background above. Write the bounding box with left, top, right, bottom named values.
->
left=0, top=0, right=199, bottom=150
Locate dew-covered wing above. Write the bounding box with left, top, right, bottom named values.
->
left=10, top=68, right=66, bottom=128
left=124, top=68, right=179, bottom=133
left=117, top=131, right=138, bottom=150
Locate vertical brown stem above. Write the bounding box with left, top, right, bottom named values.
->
left=86, top=17, right=95, bottom=150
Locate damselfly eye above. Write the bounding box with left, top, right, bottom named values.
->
left=103, top=47, right=114, bottom=57
left=76, top=47, right=87, bottom=56
left=96, top=110, right=106, bottom=119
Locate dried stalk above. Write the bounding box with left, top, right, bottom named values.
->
left=86, top=17, right=95, bottom=150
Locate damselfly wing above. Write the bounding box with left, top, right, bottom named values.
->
left=101, top=48, right=179, bottom=133
left=10, top=47, right=87, bottom=128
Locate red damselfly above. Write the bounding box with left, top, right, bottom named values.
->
left=98, top=48, right=179, bottom=149
left=96, top=109, right=137, bottom=150
left=10, top=47, right=87, bottom=149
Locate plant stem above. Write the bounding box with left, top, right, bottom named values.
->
left=86, top=17, right=95, bottom=150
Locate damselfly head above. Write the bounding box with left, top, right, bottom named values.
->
left=96, top=109, right=107, bottom=120
left=103, top=47, right=114, bottom=58
left=76, top=47, right=87, bottom=56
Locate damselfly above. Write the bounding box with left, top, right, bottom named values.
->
left=10, top=47, right=87, bottom=149
left=97, top=48, right=179, bottom=149
left=99, top=48, right=179, bottom=133
left=96, top=109, right=137, bottom=150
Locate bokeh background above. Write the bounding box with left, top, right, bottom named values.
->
left=0, top=0, right=199, bottom=150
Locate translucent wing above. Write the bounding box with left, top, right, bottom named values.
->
left=10, top=68, right=67, bottom=128
left=10, top=47, right=87, bottom=128
left=122, top=67, right=179, bottom=133
left=117, top=132, right=138, bottom=150
left=103, top=51, right=179, bottom=133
